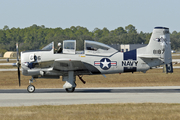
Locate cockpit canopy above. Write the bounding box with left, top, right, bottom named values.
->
left=84, top=40, right=117, bottom=56
left=41, top=40, right=117, bottom=56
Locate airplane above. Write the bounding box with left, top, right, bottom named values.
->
left=15, top=27, right=173, bottom=93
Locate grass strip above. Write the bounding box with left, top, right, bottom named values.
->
left=0, top=103, right=180, bottom=120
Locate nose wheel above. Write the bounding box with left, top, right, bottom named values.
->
left=27, top=85, right=35, bottom=93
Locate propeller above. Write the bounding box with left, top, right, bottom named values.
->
left=16, top=43, right=21, bottom=86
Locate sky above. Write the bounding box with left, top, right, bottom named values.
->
left=0, top=0, right=180, bottom=33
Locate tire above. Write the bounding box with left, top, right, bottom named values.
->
left=65, top=87, right=75, bottom=93
left=27, top=85, right=35, bottom=93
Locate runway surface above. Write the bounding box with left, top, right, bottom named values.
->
left=0, top=59, right=16, bottom=61
left=0, top=69, right=18, bottom=71
left=0, top=63, right=14, bottom=65
left=0, top=86, right=180, bottom=107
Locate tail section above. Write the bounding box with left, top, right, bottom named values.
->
left=138, top=27, right=173, bottom=72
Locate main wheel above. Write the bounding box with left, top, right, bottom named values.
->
left=65, top=87, right=75, bottom=93
left=27, top=85, right=35, bottom=93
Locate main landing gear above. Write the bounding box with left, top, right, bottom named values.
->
left=27, top=77, right=36, bottom=93
left=63, top=71, right=76, bottom=93
left=65, top=75, right=86, bottom=92
left=63, top=71, right=86, bottom=93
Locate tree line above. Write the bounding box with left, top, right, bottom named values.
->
left=0, top=24, right=179, bottom=53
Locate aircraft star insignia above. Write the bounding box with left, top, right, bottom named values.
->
left=94, top=58, right=117, bottom=70
left=101, top=58, right=110, bottom=68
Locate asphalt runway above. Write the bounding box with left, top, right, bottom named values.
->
left=0, top=63, right=14, bottom=65
left=0, top=59, right=16, bottom=61
left=0, top=86, right=180, bottom=107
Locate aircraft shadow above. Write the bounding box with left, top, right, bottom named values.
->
left=0, top=88, right=180, bottom=93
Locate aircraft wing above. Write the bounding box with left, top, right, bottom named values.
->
left=53, top=59, right=89, bottom=71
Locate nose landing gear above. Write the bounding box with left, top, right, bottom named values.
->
left=27, top=77, right=36, bottom=93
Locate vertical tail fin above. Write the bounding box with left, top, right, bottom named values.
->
left=138, top=27, right=173, bottom=73
left=138, top=27, right=172, bottom=64
left=148, top=27, right=172, bottom=64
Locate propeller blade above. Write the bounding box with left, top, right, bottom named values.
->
left=16, top=42, right=21, bottom=86
left=18, top=66, right=21, bottom=86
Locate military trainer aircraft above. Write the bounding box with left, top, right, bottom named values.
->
left=15, top=27, right=173, bottom=93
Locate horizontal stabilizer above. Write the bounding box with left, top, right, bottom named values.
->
left=138, top=55, right=160, bottom=59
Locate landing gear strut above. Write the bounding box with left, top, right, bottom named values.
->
left=27, top=77, right=36, bottom=93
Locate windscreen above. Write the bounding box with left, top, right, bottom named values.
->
left=42, top=42, right=53, bottom=51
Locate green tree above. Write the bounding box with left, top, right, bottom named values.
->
left=0, top=30, right=6, bottom=43
left=1, top=24, right=179, bottom=51
left=3, top=25, right=9, bottom=30
left=111, top=27, right=127, bottom=36
left=125, top=24, right=137, bottom=34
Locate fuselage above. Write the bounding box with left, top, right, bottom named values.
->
left=20, top=49, right=162, bottom=77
